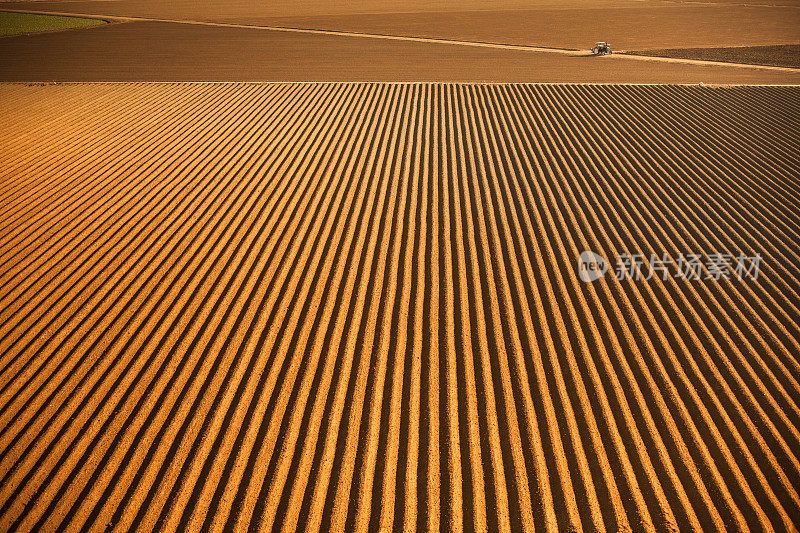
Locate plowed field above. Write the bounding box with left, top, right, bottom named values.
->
left=0, top=82, right=799, bottom=532
left=4, top=21, right=799, bottom=84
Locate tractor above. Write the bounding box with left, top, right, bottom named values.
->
left=591, top=42, right=612, bottom=55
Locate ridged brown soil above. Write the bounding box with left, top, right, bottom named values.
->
left=625, top=45, right=800, bottom=69
left=0, top=83, right=799, bottom=532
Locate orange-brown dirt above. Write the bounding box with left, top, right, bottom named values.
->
left=624, top=44, right=800, bottom=69
left=2, top=0, right=799, bottom=81
left=242, top=6, right=800, bottom=51
left=2, top=0, right=798, bottom=50
left=0, top=82, right=799, bottom=531
left=1, top=21, right=799, bottom=83
left=0, top=0, right=679, bottom=20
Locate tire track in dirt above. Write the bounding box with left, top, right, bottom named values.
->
left=0, top=82, right=798, bottom=532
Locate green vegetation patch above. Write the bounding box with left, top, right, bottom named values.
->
left=0, top=11, right=105, bottom=37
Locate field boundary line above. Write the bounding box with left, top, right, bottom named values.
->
left=4, top=81, right=800, bottom=87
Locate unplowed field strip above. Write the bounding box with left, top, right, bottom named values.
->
left=0, top=82, right=798, bottom=532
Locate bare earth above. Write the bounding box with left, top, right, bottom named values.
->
left=0, top=0, right=682, bottom=19
left=244, top=6, right=800, bottom=51
left=1, top=0, right=799, bottom=78
left=0, top=21, right=799, bottom=83
left=3, top=0, right=798, bottom=51
left=0, top=82, right=799, bottom=531
left=1, top=0, right=799, bottom=530
left=625, top=44, right=800, bottom=69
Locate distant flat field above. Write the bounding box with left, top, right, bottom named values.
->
left=0, top=82, right=798, bottom=531
left=1, top=0, right=798, bottom=49
left=0, top=10, right=104, bottom=36
left=246, top=6, right=800, bottom=51
left=0, top=0, right=663, bottom=19
left=1, top=20, right=799, bottom=83
left=1, top=0, right=798, bottom=76
left=626, top=44, right=800, bottom=69
left=670, top=0, right=800, bottom=5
